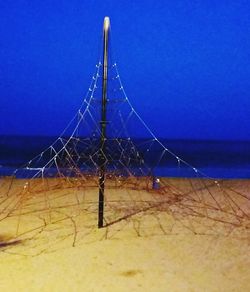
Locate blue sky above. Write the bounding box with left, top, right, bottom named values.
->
left=1, top=0, right=250, bottom=140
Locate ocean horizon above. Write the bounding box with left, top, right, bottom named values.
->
left=0, top=135, right=250, bottom=179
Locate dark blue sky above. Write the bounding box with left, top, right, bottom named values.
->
left=1, top=0, right=250, bottom=140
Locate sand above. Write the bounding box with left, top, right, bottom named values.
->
left=0, top=177, right=249, bottom=291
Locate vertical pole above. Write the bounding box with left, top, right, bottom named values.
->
left=98, top=17, right=110, bottom=228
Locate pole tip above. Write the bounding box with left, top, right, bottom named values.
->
left=104, top=16, right=110, bottom=31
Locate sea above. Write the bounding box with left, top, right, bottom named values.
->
left=0, top=135, right=250, bottom=179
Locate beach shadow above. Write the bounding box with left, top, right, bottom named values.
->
left=0, top=235, right=22, bottom=248
left=104, top=203, right=158, bottom=228
left=103, top=196, right=178, bottom=228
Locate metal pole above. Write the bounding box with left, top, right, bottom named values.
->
left=98, top=17, right=110, bottom=228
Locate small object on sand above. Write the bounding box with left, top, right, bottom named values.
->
left=152, top=177, right=160, bottom=189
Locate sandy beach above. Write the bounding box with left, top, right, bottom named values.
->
left=0, top=176, right=249, bottom=291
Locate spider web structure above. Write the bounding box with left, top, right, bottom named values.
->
left=0, top=24, right=250, bottom=255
